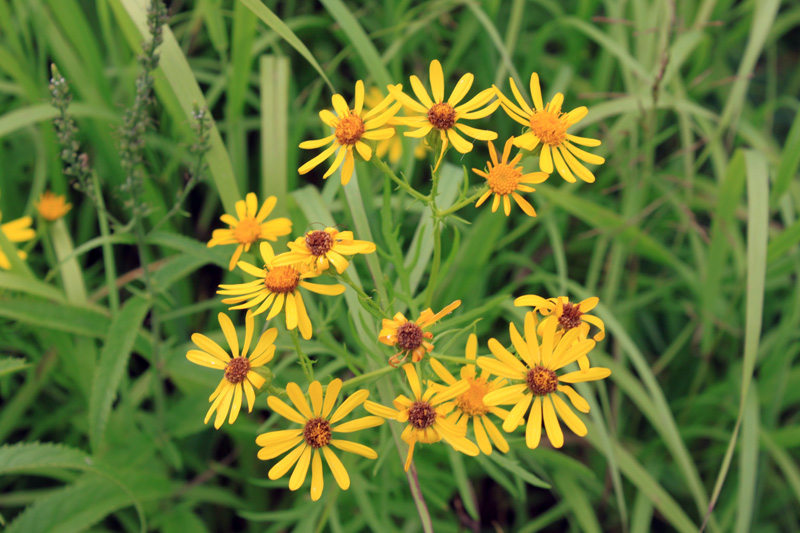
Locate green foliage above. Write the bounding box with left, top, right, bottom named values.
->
left=1, top=0, right=799, bottom=531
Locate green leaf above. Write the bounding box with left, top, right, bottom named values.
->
left=0, top=357, right=28, bottom=377
left=0, top=271, right=66, bottom=302
left=89, top=296, right=151, bottom=452
left=489, top=451, right=551, bottom=489
left=0, top=299, right=110, bottom=337
left=447, top=447, right=479, bottom=520
left=735, top=385, right=760, bottom=533
left=239, top=0, right=335, bottom=92
left=0, top=442, right=91, bottom=475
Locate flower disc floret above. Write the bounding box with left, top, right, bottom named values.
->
left=264, top=265, right=301, bottom=294
left=305, top=230, right=334, bottom=256
left=487, top=164, right=521, bottom=195
left=335, top=113, right=366, bottom=146
left=529, top=109, right=569, bottom=146
left=455, top=377, right=492, bottom=416
left=233, top=218, right=262, bottom=244
left=224, top=357, right=251, bottom=384
left=304, top=417, right=333, bottom=448
left=427, top=102, right=457, bottom=130
left=396, top=322, right=424, bottom=352
left=526, top=366, right=558, bottom=396
left=558, top=301, right=583, bottom=330
left=408, top=401, right=437, bottom=429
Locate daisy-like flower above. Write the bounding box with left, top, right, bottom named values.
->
left=364, top=363, right=479, bottom=471
left=257, top=379, right=383, bottom=501
left=494, top=73, right=605, bottom=183
left=477, top=313, right=610, bottom=449
left=217, top=242, right=345, bottom=340
left=0, top=213, right=34, bottom=270
left=388, top=59, right=498, bottom=169
left=270, top=227, right=376, bottom=275
left=515, top=294, right=605, bottom=370
left=379, top=300, right=461, bottom=366
left=429, top=334, right=515, bottom=455
left=186, top=311, right=277, bottom=429
left=35, top=191, right=72, bottom=221
left=474, top=137, right=549, bottom=217
left=298, top=80, right=401, bottom=186
left=207, top=192, right=292, bottom=271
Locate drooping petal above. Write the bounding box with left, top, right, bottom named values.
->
left=268, top=443, right=307, bottom=480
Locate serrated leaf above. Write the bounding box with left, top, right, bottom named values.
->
left=89, top=296, right=151, bottom=452
left=0, top=299, right=110, bottom=337
left=0, top=442, right=92, bottom=475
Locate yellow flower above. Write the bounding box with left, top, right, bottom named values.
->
left=477, top=313, right=610, bottom=449
left=364, top=363, right=479, bottom=471
left=366, top=87, right=428, bottom=164
left=429, top=334, right=515, bottom=455
left=379, top=300, right=461, bottom=366
left=187, top=311, right=277, bottom=429
left=298, top=80, right=401, bottom=186
left=257, top=379, right=383, bottom=501
left=473, top=137, right=549, bottom=217
left=217, top=242, right=345, bottom=340
left=34, top=191, right=72, bottom=221
left=207, top=192, right=292, bottom=271
left=388, top=59, right=498, bottom=169
left=494, top=73, right=605, bottom=183
left=515, top=294, right=605, bottom=370
left=0, top=213, right=34, bottom=270
left=271, top=227, right=376, bottom=275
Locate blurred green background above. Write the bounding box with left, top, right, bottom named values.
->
left=1, top=0, right=799, bottom=531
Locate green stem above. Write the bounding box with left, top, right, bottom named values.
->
left=290, top=328, right=314, bottom=383
left=434, top=187, right=488, bottom=218
left=425, top=219, right=442, bottom=308
left=337, top=270, right=387, bottom=319
left=371, top=156, right=430, bottom=204
left=340, top=366, right=394, bottom=390
left=431, top=354, right=473, bottom=366
left=92, top=171, right=119, bottom=312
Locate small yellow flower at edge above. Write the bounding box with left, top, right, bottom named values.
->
left=364, top=363, right=479, bottom=471
left=257, top=379, right=384, bottom=501
left=298, top=80, right=402, bottom=186
left=0, top=212, right=35, bottom=270
left=207, top=192, right=292, bottom=271
left=35, top=191, right=72, bottom=221
left=271, top=227, right=376, bottom=275
left=186, top=311, right=277, bottom=429
left=474, top=137, right=549, bottom=217
left=494, top=73, right=605, bottom=183
left=477, top=313, right=611, bottom=449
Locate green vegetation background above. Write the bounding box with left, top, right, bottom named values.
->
left=1, top=0, right=798, bottom=531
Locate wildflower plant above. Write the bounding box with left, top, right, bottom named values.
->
left=24, top=1, right=790, bottom=531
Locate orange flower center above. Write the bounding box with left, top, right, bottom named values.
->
left=559, top=301, right=583, bottom=330
left=456, top=377, right=491, bottom=416
left=487, top=164, right=521, bottom=195
left=36, top=192, right=71, bottom=221
left=305, top=230, right=334, bottom=256
left=233, top=218, right=261, bottom=244
left=529, top=109, right=568, bottom=146
left=303, top=417, right=332, bottom=448
left=396, top=322, right=424, bottom=351
left=224, top=357, right=250, bottom=384
left=335, top=113, right=365, bottom=146
left=526, top=366, right=558, bottom=396
left=408, top=401, right=437, bottom=429
left=264, top=265, right=300, bottom=294
left=427, top=102, right=456, bottom=130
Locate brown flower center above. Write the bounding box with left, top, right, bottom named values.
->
left=559, top=302, right=583, bottom=330
left=487, top=164, right=521, bottom=195
left=224, top=357, right=250, bottom=384
left=529, top=109, right=568, bottom=146
left=264, top=265, right=300, bottom=294
left=305, top=230, right=334, bottom=256
left=233, top=218, right=261, bottom=244
left=303, top=417, right=332, bottom=448
left=526, top=366, right=558, bottom=396
left=456, top=377, right=491, bottom=416
left=396, top=322, right=424, bottom=351
left=427, top=102, right=456, bottom=130
left=335, top=113, right=365, bottom=146
left=408, top=401, right=437, bottom=429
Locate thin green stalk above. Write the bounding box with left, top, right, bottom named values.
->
left=371, top=156, right=430, bottom=204
left=92, top=171, right=119, bottom=312
left=290, top=328, right=314, bottom=383
left=434, top=187, right=487, bottom=217
left=337, top=270, right=387, bottom=319
left=340, top=366, right=394, bottom=390
left=424, top=219, right=442, bottom=308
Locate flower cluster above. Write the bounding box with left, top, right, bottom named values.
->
left=183, top=59, right=609, bottom=503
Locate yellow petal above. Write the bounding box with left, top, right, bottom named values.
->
left=310, top=450, right=324, bottom=501
left=448, top=72, right=474, bottom=106
left=502, top=394, right=532, bottom=432
left=257, top=436, right=303, bottom=461
left=322, top=378, right=343, bottom=418
left=402, top=363, right=422, bottom=399
left=330, top=390, right=370, bottom=423
left=552, top=394, right=587, bottom=437
left=322, top=446, right=350, bottom=490
left=330, top=439, right=378, bottom=459
left=332, top=416, right=384, bottom=433
left=526, top=397, right=542, bottom=448
left=267, top=395, right=308, bottom=424
left=288, top=445, right=312, bottom=490
left=286, top=382, right=314, bottom=419
left=268, top=443, right=306, bottom=480
left=543, top=396, right=563, bottom=448
left=558, top=367, right=612, bottom=383
left=309, top=380, right=323, bottom=416
left=429, top=59, right=444, bottom=103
